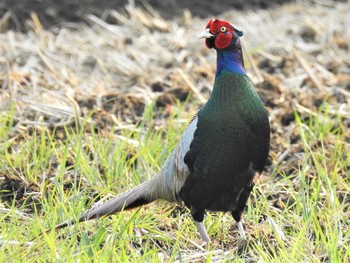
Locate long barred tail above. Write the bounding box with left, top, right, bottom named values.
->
left=55, top=180, right=156, bottom=230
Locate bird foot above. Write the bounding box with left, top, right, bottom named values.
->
left=237, top=238, right=249, bottom=255
left=236, top=222, right=249, bottom=255
left=194, top=221, right=211, bottom=243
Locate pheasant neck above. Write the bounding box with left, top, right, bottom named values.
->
left=216, top=49, right=246, bottom=76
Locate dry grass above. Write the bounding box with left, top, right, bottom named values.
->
left=0, top=1, right=349, bottom=262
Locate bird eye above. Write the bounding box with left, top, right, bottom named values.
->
left=220, top=26, right=227, bottom=32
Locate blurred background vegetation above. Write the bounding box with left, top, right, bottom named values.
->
left=1, top=0, right=297, bottom=31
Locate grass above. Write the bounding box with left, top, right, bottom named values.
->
left=0, top=98, right=349, bottom=262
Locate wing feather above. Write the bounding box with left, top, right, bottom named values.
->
left=150, top=117, right=198, bottom=203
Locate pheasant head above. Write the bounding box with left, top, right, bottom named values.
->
left=199, top=18, right=243, bottom=50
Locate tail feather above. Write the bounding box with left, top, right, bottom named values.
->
left=55, top=180, right=155, bottom=230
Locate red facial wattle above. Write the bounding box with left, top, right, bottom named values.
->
left=215, top=31, right=232, bottom=49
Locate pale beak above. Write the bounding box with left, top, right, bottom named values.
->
left=198, top=28, right=214, bottom=39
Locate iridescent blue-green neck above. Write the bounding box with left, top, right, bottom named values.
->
left=216, top=49, right=246, bottom=76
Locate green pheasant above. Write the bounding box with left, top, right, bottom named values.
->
left=55, top=18, right=270, bottom=243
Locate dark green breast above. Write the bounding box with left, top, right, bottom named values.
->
left=181, top=71, right=270, bottom=212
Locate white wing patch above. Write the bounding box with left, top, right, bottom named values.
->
left=149, top=117, right=198, bottom=203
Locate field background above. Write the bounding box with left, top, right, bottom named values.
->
left=0, top=0, right=349, bottom=262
